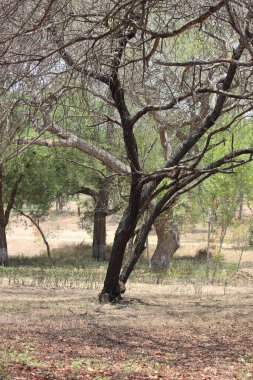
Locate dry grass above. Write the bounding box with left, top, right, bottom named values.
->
left=2, top=212, right=253, bottom=378
left=7, top=211, right=253, bottom=267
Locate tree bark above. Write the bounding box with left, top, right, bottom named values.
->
left=92, top=178, right=110, bottom=261
left=99, top=199, right=140, bottom=302
left=55, top=196, right=63, bottom=213
left=0, top=168, right=8, bottom=265
left=120, top=217, right=153, bottom=284
left=0, top=223, right=8, bottom=266
left=78, top=180, right=110, bottom=261
left=150, top=209, right=180, bottom=271
left=120, top=203, right=179, bottom=283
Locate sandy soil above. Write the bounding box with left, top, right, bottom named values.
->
left=7, top=209, right=253, bottom=265
left=7, top=213, right=94, bottom=256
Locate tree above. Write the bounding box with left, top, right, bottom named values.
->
left=0, top=77, right=36, bottom=264
left=2, top=0, right=253, bottom=300
left=77, top=177, right=111, bottom=261
left=0, top=150, right=45, bottom=264
left=0, top=142, right=94, bottom=264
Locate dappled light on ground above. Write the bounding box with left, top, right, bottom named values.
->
left=0, top=283, right=253, bottom=379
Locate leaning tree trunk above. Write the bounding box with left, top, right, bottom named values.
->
left=92, top=178, right=110, bottom=261
left=99, top=178, right=141, bottom=302
left=150, top=208, right=180, bottom=271
left=99, top=210, right=138, bottom=301
left=120, top=215, right=153, bottom=284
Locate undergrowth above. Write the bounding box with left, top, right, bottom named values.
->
left=0, top=243, right=242, bottom=289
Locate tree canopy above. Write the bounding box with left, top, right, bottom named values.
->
left=1, top=0, right=253, bottom=300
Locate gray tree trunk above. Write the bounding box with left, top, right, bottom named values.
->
left=150, top=208, right=180, bottom=271
left=92, top=178, right=110, bottom=261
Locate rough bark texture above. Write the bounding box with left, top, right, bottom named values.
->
left=150, top=210, right=180, bottom=271
left=99, top=199, right=140, bottom=301
left=92, top=179, right=110, bottom=261
left=120, top=216, right=154, bottom=284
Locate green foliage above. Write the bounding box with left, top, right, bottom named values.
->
left=135, top=124, right=165, bottom=171
left=5, top=346, right=35, bottom=366
left=173, top=116, right=253, bottom=228
left=3, top=144, right=104, bottom=217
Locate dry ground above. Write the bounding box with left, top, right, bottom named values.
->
left=2, top=206, right=253, bottom=378
left=6, top=209, right=253, bottom=264
left=0, top=282, right=253, bottom=379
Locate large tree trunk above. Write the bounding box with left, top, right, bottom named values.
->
left=92, top=209, right=106, bottom=261
left=92, top=178, right=110, bottom=261
left=120, top=204, right=179, bottom=283
left=150, top=209, right=180, bottom=271
left=100, top=198, right=179, bottom=300
left=99, top=203, right=139, bottom=302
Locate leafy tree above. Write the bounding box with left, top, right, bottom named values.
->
left=2, top=0, right=253, bottom=302
left=0, top=146, right=91, bottom=263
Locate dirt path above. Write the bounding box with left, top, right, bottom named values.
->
left=0, top=282, right=253, bottom=379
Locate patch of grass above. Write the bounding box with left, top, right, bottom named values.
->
left=0, top=266, right=106, bottom=289
left=0, top=360, right=11, bottom=380
left=5, top=344, right=35, bottom=366
left=8, top=243, right=111, bottom=268
left=0, top=244, right=240, bottom=289
left=0, top=244, right=108, bottom=288
left=123, top=357, right=148, bottom=374
left=70, top=359, right=113, bottom=379
left=130, top=257, right=237, bottom=284
left=70, top=358, right=86, bottom=369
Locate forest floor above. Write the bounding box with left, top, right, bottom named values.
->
left=0, top=281, right=253, bottom=379
left=2, top=205, right=253, bottom=378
